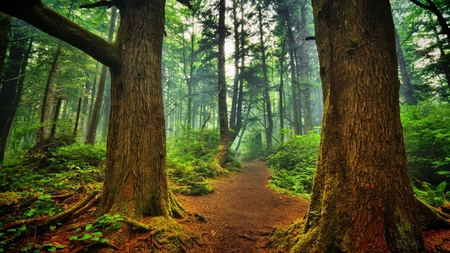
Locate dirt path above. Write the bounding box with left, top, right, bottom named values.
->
left=177, top=162, right=310, bottom=253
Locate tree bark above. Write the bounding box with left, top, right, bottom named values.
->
left=0, top=13, right=12, bottom=163
left=295, top=0, right=424, bottom=252
left=214, top=0, right=230, bottom=168
left=258, top=4, right=274, bottom=151
left=38, top=45, right=61, bottom=143
left=299, top=0, right=313, bottom=133
left=94, top=0, right=178, bottom=219
left=285, top=9, right=303, bottom=135
left=0, top=21, right=31, bottom=163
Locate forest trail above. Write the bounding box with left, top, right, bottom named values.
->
left=177, top=162, right=310, bottom=253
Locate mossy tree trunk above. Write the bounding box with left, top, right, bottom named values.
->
left=94, top=0, right=177, bottom=220
left=295, top=0, right=424, bottom=252
left=0, top=0, right=184, bottom=222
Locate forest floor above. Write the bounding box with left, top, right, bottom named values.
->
left=9, top=161, right=450, bottom=252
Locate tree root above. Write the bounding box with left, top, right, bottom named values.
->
left=416, top=198, right=450, bottom=229
left=169, top=191, right=187, bottom=218
left=0, top=190, right=99, bottom=234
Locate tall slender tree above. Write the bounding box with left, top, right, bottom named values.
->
left=0, top=20, right=32, bottom=162
left=214, top=0, right=230, bottom=169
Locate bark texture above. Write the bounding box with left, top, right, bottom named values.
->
left=295, top=0, right=424, bottom=252
left=95, top=0, right=173, bottom=219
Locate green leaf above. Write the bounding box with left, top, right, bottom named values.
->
left=47, top=247, right=56, bottom=252
left=436, top=181, right=447, bottom=192
left=69, top=235, right=78, bottom=241
left=85, top=223, right=93, bottom=231
left=92, top=231, right=102, bottom=236
left=55, top=245, right=66, bottom=249
left=79, top=233, right=92, bottom=240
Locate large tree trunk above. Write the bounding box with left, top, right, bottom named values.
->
left=295, top=0, right=424, bottom=252
left=95, top=0, right=182, bottom=219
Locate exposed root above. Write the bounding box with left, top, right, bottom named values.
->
left=0, top=190, right=99, bottom=233
left=169, top=191, right=187, bottom=218
left=416, top=198, right=450, bottom=230
left=122, top=216, right=198, bottom=252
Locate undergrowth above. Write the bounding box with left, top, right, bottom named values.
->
left=266, top=131, right=320, bottom=198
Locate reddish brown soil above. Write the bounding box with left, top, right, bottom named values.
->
left=176, top=162, right=309, bottom=252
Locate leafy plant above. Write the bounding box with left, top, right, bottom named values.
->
left=69, top=214, right=123, bottom=244
left=267, top=131, right=320, bottom=197
left=414, top=181, right=450, bottom=207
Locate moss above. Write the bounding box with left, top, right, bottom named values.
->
left=268, top=219, right=305, bottom=252
left=394, top=214, right=422, bottom=252
left=141, top=216, right=197, bottom=252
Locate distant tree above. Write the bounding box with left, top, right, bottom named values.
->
left=257, top=3, right=274, bottom=151
left=292, top=0, right=426, bottom=251
left=214, top=0, right=230, bottom=169
left=85, top=7, right=117, bottom=144
left=0, top=20, right=32, bottom=162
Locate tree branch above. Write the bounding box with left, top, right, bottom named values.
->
left=0, top=0, right=121, bottom=69
left=80, top=1, right=117, bottom=9
left=409, top=0, right=430, bottom=10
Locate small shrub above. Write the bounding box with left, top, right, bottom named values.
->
left=267, top=131, right=320, bottom=197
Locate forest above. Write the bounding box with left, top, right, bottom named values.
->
left=0, top=0, right=450, bottom=252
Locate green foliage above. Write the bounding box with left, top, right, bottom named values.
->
left=23, top=192, right=63, bottom=218
left=401, top=103, right=450, bottom=186
left=167, top=128, right=219, bottom=195
left=47, top=142, right=106, bottom=172
left=414, top=181, right=450, bottom=207
left=69, top=214, right=122, bottom=244
left=267, top=132, right=320, bottom=197
left=0, top=142, right=105, bottom=193
left=240, top=131, right=267, bottom=162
